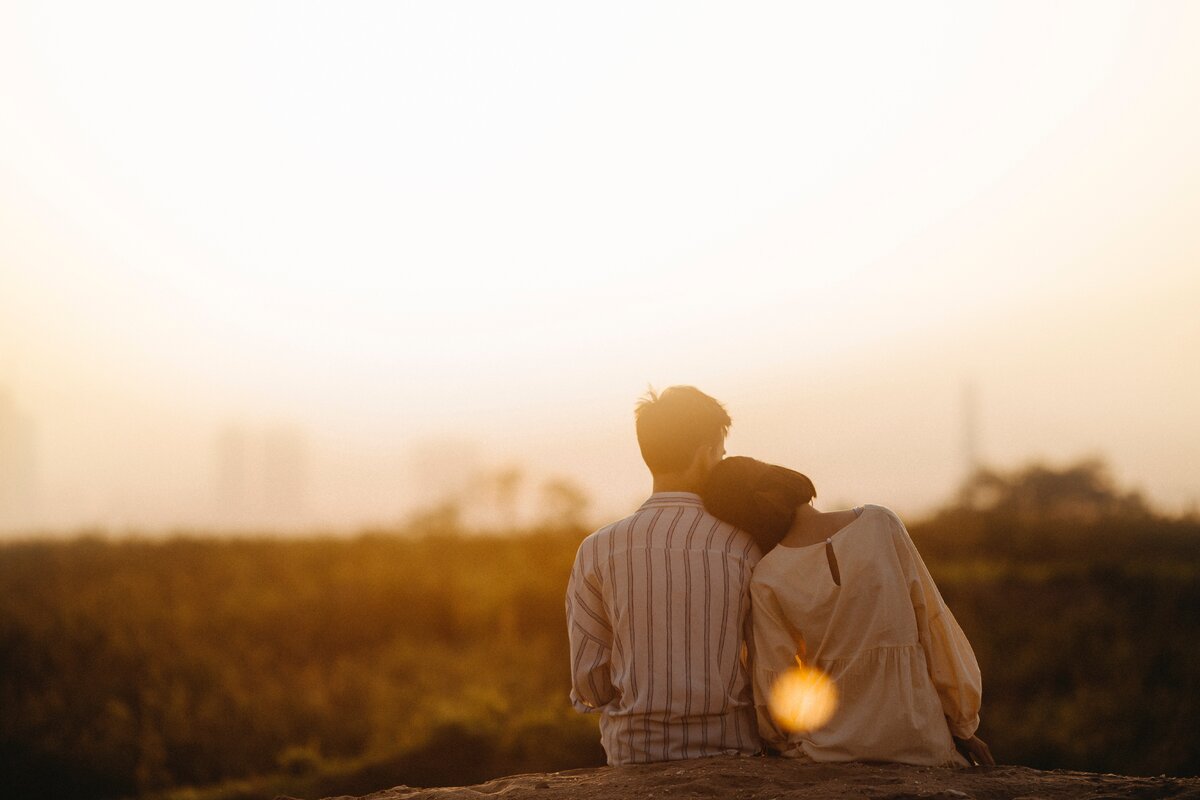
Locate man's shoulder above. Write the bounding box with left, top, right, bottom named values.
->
left=595, top=501, right=742, bottom=534
left=582, top=500, right=671, bottom=541
left=641, top=502, right=759, bottom=559
left=579, top=519, right=621, bottom=548
left=574, top=511, right=640, bottom=557
left=581, top=501, right=758, bottom=558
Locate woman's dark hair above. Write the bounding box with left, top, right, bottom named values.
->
left=701, top=456, right=817, bottom=553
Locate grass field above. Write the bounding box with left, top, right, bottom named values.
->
left=2, top=490, right=1197, bottom=799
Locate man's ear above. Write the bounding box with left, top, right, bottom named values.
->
left=689, top=441, right=723, bottom=482
left=688, top=442, right=713, bottom=470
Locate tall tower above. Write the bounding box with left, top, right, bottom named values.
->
left=962, top=379, right=980, bottom=478
left=958, top=379, right=983, bottom=509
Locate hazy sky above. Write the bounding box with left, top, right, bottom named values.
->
left=1, top=1, right=1198, bottom=533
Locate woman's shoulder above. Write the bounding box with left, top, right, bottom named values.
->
left=859, top=503, right=905, bottom=526
left=855, top=506, right=926, bottom=567
left=749, top=538, right=818, bottom=585
left=853, top=505, right=913, bottom=547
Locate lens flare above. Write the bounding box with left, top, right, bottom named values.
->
left=768, top=662, right=838, bottom=733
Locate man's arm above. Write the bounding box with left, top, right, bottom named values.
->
left=566, top=544, right=616, bottom=712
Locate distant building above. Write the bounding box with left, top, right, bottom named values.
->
left=408, top=438, right=481, bottom=507
left=214, top=425, right=249, bottom=516
left=262, top=428, right=307, bottom=519
left=0, top=389, right=37, bottom=529
left=212, top=424, right=308, bottom=529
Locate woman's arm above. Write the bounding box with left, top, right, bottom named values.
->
left=750, top=580, right=805, bottom=754
left=955, top=733, right=996, bottom=766
left=890, top=512, right=984, bottom=742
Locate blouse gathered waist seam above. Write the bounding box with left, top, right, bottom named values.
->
left=814, top=642, right=925, bottom=667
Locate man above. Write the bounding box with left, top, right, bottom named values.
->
left=566, top=386, right=762, bottom=765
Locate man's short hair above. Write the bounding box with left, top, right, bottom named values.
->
left=635, top=386, right=731, bottom=474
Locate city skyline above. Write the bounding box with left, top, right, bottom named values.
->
left=0, top=374, right=1191, bottom=536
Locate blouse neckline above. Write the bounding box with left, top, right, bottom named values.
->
left=775, top=505, right=867, bottom=550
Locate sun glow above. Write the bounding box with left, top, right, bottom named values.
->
left=2, top=3, right=1199, bottom=532
left=768, top=660, right=839, bottom=734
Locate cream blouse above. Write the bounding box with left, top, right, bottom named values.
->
left=750, top=505, right=982, bottom=766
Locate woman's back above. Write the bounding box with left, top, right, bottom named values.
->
left=750, top=505, right=980, bottom=766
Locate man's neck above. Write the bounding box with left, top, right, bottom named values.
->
left=651, top=475, right=702, bottom=494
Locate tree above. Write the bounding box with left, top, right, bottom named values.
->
left=956, top=457, right=1154, bottom=523
left=538, top=478, right=589, bottom=531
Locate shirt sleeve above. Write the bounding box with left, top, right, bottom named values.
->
left=566, top=540, right=616, bottom=713
left=893, top=514, right=983, bottom=739
left=750, top=579, right=802, bottom=754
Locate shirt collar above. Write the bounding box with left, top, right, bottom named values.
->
left=639, top=492, right=705, bottom=510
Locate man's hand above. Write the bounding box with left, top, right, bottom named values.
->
left=954, top=734, right=995, bottom=766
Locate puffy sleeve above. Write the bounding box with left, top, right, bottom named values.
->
left=566, top=537, right=616, bottom=713
left=750, top=578, right=803, bottom=754
left=891, top=513, right=983, bottom=739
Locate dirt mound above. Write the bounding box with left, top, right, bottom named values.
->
left=310, top=755, right=1200, bottom=800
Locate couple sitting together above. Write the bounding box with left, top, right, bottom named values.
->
left=566, top=386, right=994, bottom=768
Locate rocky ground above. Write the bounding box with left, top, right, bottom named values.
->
left=307, top=755, right=1200, bottom=800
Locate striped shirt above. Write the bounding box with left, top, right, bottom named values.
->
left=566, top=492, right=762, bottom=765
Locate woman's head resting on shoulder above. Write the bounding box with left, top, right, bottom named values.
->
left=702, top=456, right=817, bottom=554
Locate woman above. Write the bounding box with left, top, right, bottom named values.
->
left=702, top=457, right=994, bottom=767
